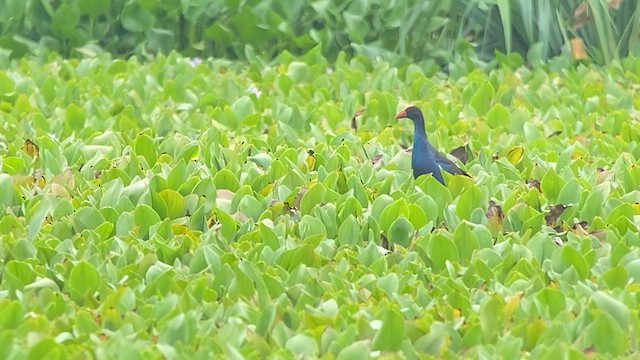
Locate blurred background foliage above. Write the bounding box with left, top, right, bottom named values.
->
left=0, top=0, right=637, bottom=67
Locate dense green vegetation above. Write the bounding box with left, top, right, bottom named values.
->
left=1, top=49, right=640, bottom=357
left=1, top=0, right=638, bottom=65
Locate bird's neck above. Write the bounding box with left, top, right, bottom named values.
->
left=412, top=118, right=430, bottom=151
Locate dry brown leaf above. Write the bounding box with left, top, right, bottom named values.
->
left=526, top=179, right=541, bottom=192
left=573, top=1, right=623, bottom=30
left=371, top=154, right=384, bottom=168
left=545, top=204, right=567, bottom=227
left=351, top=108, right=365, bottom=131
left=486, top=200, right=504, bottom=236
left=449, top=145, right=469, bottom=164
left=293, top=186, right=308, bottom=209
left=216, top=189, right=235, bottom=201
left=51, top=168, right=75, bottom=188
left=22, top=139, right=39, bottom=159
left=573, top=2, right=590, bottom=30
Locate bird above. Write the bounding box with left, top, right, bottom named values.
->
left=395, top=105, right=469, bottom=184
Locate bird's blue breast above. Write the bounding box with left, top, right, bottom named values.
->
left=412, top=135, right=445, bottom=184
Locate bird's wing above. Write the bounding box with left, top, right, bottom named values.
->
left=435, top=151, right=470, bottom=176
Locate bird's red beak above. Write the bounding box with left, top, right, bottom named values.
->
left=394, top=110, right=407, bottom=119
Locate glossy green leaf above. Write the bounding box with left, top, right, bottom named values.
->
left=300, top=183, right=326, bottom=215
left=584, top=313, right=626, bottom=356
left=427, top=233, right=459, bottom=272
left=387, top=216, right=413, bottom=247
left=540, top=169, right=565, bottom=203
left=552, top=246, right=589, bottom=280
left=455, top=185, right=484, bottom=221
left=68, top=261, right=101, bottom=303
left=134, top=133, right=157, bottom=167
left=159, top=189, right=186, bottom=219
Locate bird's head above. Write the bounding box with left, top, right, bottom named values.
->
left=394, top=105, right=423, bottom=122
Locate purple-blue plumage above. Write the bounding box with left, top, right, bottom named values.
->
left=395, top=105, right=469, bottom=184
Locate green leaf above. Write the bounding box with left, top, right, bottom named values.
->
left=159, top=189, right=186, bottom=219
left=584, top=313, right=626, bottom=356
left=590, top=291, right=629, bottom=329
left=121, top=1, right=155, bottom=33
left=407, top=203, right=427, bottom=229
left=379, top=198, right=409, bottom=232
left=371, top=304, right=404, bottom=351
left=51, top=3, right=81, bottom=42
left=66, top=103, right=86, bottom=132
left=100, top=179, right=124, bottom=208
left=540, top=169, right=565, bottom=203
left=134, top=204, right=162, bottom=239
left=427, top=233, right=459, bottom=272
left=600, top=266, right=627, bottom=289
left=237, top=195, right=265, bottom=221
left=4, top=261, right=37, bottom=290
left=551, top=246, right=589, bottom=280
left=0, top=173, right=16, bottom=207
left=486, top=103, right=510, bottom=129
left=68, top=261, right=101, bottom=303
left=455, top=185, right=484, bottom=221
left=300, top=183, right=325, bottom=215
left=337, top=215, right=360, bottom=247
left=337, top=195, right=363, bottom=222
left=72, top=207, right=107, bottom=232
left=557, top=178, right=581, bottom=205
left=607, top=202, right=634, bottom=224
left=167, top=160, right=188, bottom=192
left=496, top=0, right=512, bottom=53
left=480, top=294, right=505, bottom=343
left=28, top=338, right=63, bottom=360
left=285, top=334, right=318, bottom=357
left=453, top=222, right=479, bottom=262
left=580, top=189, right=604, bottom=223
left=78, top=0, right=111, bottom=16
left=536, top=288, right=566, bottom=318
left=216, top=208, right=238, bottom=241
left=415, top=176, right=451, bottom=216
left=337, top=341, right=370, bottom=360
left=231, top=95, right=255, bottom=122
left=214, top=169, right=240, bottom=191
left=298, top=215, right=326, bottom=241
left=27, top=196, right=53, bottom=241
left=371, top=195, right=394, bottom=222
left=387, top=216, right=413, bottom=247
left=134, top=133, right=157, bottom=167
left=0, top=300, right=23, bottom=330
left=470, top=82, right=494, bottom=116
left=0, top=71, right=16, bottom=95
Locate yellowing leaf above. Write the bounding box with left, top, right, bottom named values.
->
left=504, top=146, right=524, bottom=164
left=35, top=175, right=46, bottom=188
left=50, top=183, right=71, bottom=199
left=22, top=139, right=39, bottom=159
left=51, top=168, right=75, bottom=188
left=505, top=292, right=523, bottom=317
left=260, top=183, right=274, bottom=197
left=157, top=153, right=174, bottom=164
left=300, top=150, right=316, bottom=172
left=171, top=224, right=199, bottom=244
left=12, top=174, right=34, bottom=187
